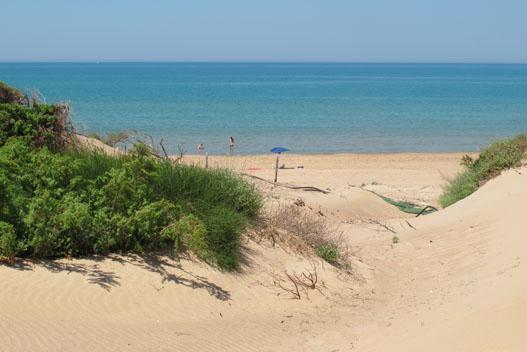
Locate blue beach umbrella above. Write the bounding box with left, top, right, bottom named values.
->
left=270, top=147, right=289, bottom=182
left=270, top=147, right=289, bottom=154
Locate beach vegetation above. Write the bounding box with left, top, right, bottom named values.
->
left=267, top=204, right=348, bottom=267
left=440, top=134, right=527, bottom=207
left=0, top=82, right=261, bottom=269
left=315, top=243, right=338, bottom=264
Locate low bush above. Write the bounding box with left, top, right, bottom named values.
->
left=315, top=243, right=338, bottom=264
left=0, top=101, right=72, bottom=151
left=440, top=134, right=527, bottom=207
left=267, top=204, right=347, bottom=266
left=0, top=221, right=19, bottom=260
left=0, top=82, right=262, bottom=270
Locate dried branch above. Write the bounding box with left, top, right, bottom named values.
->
left=284, top=271, right=301, bottom=299
left=300, top=270, right=318, bottom=289
left=159, top=138, right=169, bottom=159
left=242, top=174, right=330, bottom=194
left=368, top=219, right=397, bottom=234
left=273, top=271, right=302, bottom=299
left=272, top=264, right=320, bottom=299
left=172, top=144, right=185, bottom=163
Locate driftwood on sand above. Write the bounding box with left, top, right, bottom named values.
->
left=242, top=173, right=330, bottom=194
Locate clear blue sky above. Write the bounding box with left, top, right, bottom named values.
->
left=2, top=0, right=526, bottom=62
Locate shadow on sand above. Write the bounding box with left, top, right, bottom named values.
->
left=5, top=254, right=231, bottom=301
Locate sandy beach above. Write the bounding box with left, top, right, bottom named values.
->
left=182, top=152, right=475, bottom=206
left=3, top=0, right=527, bottom=349
left=6, top=151, right=527, bottom=351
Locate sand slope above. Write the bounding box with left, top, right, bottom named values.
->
left=0, top=241, right=364, bottom=352
left=1, top=159, right=526, bottom=351
left=75, top=134, right=122, bottom=156
left=355, top=167, right=527, bottom=351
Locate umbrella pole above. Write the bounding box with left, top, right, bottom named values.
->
left=274, top=154, right=279, bottom=182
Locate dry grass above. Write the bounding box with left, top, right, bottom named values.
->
left=266, top=204, right=330, bottom=247
left=251, top=204, right=351, bottom=268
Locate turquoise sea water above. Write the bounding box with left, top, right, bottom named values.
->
left=1, top=63, right=526, bottom=154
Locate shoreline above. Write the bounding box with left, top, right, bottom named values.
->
left=178, top=152, right=475, bottom=171
left=179, top=151, right=476, bottom=162
left=179, top=151, right=474, bottom=206
left=182, top=151, right=475, bottom=157
left=78, top=135, right=472, bottom=205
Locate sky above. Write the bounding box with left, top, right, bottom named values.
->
left=1, top=0, right=526, bottom=63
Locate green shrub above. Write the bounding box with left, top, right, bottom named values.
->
left=315, top=243, right=339, bottom=264
left=440, top=134, right=527, bottom=207
left=162, top=214, right=208, bottom=257
left=0, top=222, right=18, bottom=259
left=202, top=207, right=245, bottom=270
left=0, top=82, right=262, bottom=270
left=0, top=102, right=70, bottom=150
left=154, top=162, right=261, bottom=218
left=439, top=171, right=479, bottom=208
left=472, top=135, right=527, bottom=178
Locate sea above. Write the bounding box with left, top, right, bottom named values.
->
left=1, top=62, right=526, bottom=154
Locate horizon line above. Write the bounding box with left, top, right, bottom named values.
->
left=1, top=60, right=527, bottom=65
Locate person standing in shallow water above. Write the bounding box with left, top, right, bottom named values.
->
left=229, top=136, right=235, bottom=155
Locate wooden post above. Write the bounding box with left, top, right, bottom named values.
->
left=274, top=154, right=279, bottom=182
left=205, top=152, right=209, bottom=169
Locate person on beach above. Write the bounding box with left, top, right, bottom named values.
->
left=229, top=136, right=235, bottom=155
left=197, top=143, right=205, bottom=153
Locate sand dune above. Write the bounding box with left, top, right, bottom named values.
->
left=354, top=167, right=527, bottom=351
left=75, top=134, right=123, bottom=156
left=2, top=155, right=526, bottom=351
left=0, top=241, right=361, bottom=351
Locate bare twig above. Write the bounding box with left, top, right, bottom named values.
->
left=272, top=263, right=321, bottom=299
left=147, top=134, right=156, bottom=152
left=299, top=264, right=318, bottom=289
left=368, top=219, right=397, bottom=234
left=173, top=144, right=185, bottom=163
left=159, top=138, right=169, bottom=159
left=274, top=271, right=302, bottom=299
left=242, top=174, right=330, bottom=194
left=285, top=272, right=301, bottom=299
